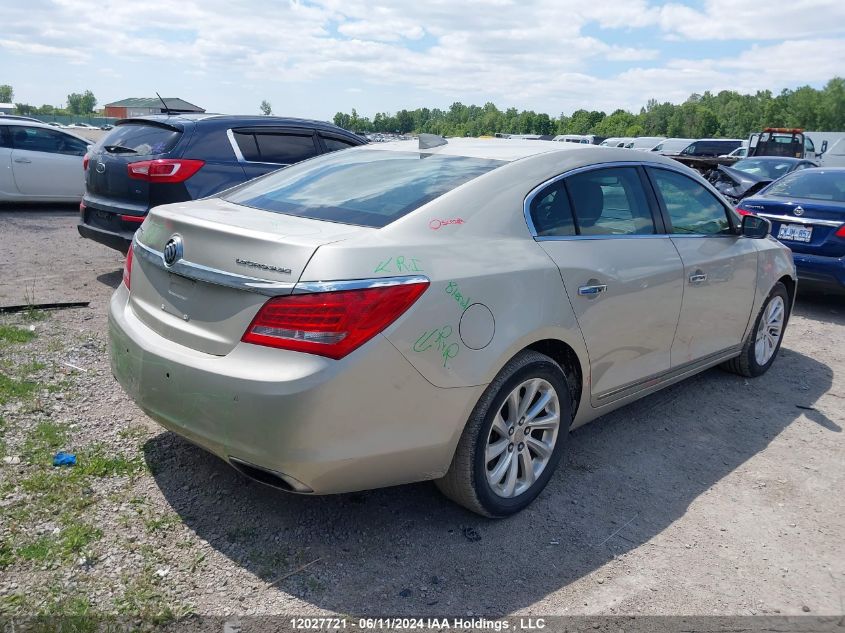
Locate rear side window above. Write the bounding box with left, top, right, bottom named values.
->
left=683, top=141, right=740, bottom=156
left=224, top=149, right=504, bottom=228
left=648, top=168, right=732, bottom=235
left=566, top=167, right=655, bottom=235
left=529, top=181, right=576, bottom=237
left=232, top=131, right=261, bottom=161
left=254, top=133, right=319, bottom=164
left=99, top=123, right=181, bottom=156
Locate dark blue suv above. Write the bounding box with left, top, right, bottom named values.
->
left=77, top=114, right=365, bottom=253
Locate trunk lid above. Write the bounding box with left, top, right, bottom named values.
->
left=130, top=198, right=372, bottom=355
left=743, top=196, right=845, bottom=257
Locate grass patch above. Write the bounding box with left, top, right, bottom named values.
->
left=76, top=444, right=145, bottom=478
left=0, top=540, right=14, bottom=569
left=21, top=309, right=49, bottom=323
left=0, top=372, right=39, bottom=405
left=19, top=359, right=47, bottom=375
left=16, top=523, right=102, bottom=564
left=0, top=592, right=27, bottom=614
left=60, top=523, right=103, bottom=556
left=22, top=421, right=68, bottom=463
left=0, top=324, right=36, bottom=345
left=17, top=536, right=55, bottom=562
left=113, top=566, right=192, bottom=623
left=144, top=513, right=180, bottom=534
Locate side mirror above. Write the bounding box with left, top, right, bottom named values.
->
left=741, top=214, right=771, bottom=239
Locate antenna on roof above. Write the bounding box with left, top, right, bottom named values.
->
left=155, top=92, right=173, bottom=115
left=419, top=133, right=447, bottom=150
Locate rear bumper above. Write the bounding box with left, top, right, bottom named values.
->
left=78, top=196, right=147, bottom=254
left=793, top=252, right=845, bottom=290
left=108, top=284, right=481, bottom=494
left=77, top=220, right=132, bottom=254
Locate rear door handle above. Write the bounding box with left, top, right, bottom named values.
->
left=578, top=284, right=608, bottom=296
left=689, top=273, right=707, bottom=284
left=14, top=157, right=32, bottom=164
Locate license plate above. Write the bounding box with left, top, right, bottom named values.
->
left=777, top=223, right=812, bottom=243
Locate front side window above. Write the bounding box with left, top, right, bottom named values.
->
left=224, top=149, right=504, bottom=228
left=565, top=167, right=655, bottom=236
left=10, top=126, right=88, bottom=156
left=648, top=168, right=732, bottom=235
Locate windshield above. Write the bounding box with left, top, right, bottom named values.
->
left=223, top=149, right=505, bottom=228
left=732, top=159, right=796, bottom=180
left=765, top=170, right=845, bottom=202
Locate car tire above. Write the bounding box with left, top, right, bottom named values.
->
left=721, top=282, right=790, bottom=378
left=435, top=350, right=571, bottom=517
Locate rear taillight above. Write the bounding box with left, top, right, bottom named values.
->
left=736, top=206, right=754, bottom=216
left=82, top=153, right=90, bottom=171
left=120, top=214, right=145, bottom=224
left=127, top=159, right=205, bottom=183
left=122, top=246, right=133, bottom=290
left=79, top=201, right=86, bottom=217
left=242, top=282, right=430, bottom=359
left=835, top=225, right=845, bottom=238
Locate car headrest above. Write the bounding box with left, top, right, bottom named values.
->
left=571, top=181, right=604, bottom=226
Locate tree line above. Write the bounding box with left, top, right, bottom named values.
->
left=334, top=77, right=845, bottom=138
left=1, top=85, right=98, bottom=116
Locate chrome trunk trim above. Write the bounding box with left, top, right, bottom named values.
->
left=133, top=239, right=295, bottom=296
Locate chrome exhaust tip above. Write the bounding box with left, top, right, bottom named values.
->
left=228, top=456, right=313, bottom=494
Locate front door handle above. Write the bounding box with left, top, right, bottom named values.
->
left=578, top=284, right=608, bottom=296
left=14, top=157, right=32, bottom=164
left=689, top=272, right=707, bottom=284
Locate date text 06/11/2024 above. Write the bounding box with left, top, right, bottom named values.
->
left=288, top=617, right=547, bottom=630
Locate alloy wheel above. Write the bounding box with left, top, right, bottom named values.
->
left=484, top=378, right=560, bottom=498
left=754, top=295, right=785, bottom=365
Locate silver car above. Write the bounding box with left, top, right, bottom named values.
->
left=0, top=118, right=90, bottom=202
left=109, top=137, right=796, bottom=517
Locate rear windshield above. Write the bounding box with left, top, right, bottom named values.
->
left=732, top=159, right=797, bottom=180
left=223, top=149, right=505, bottom=228
left=98, top=123, right=182, bottom=156
left=765, top=171, right=845, bottom=202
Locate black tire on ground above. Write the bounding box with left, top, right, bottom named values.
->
left=720, top=281, right=790, bottom=378
left=435, top=350, right=572, bottom=517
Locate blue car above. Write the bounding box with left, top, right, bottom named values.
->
left=78, top=114, right=365, bottom=253
left=738, top=168, right=845, bottom=292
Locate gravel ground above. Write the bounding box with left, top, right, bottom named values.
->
left=0, top=207, right=843, bottom=620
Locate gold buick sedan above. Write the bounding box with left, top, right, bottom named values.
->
left=109, top=137, right=795, bottom=516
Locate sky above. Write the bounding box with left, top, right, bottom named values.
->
left=2, top=0, right=845, bottom=120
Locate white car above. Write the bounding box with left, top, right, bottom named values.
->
left=0, top=118, right=90, bottom=202
left=720, top=146, right=748, bottom=159
left=650, top=138, right=695, bottom=155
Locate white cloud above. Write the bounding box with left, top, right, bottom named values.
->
left=0, top=0, right=843, bottom=118
left=658, top=0, right=845, bottom=40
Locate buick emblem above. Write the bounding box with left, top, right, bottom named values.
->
left=794, top=206, right=805, bottom=216
left=163, top=235, right=183, bottom=267
left=95, top=162, right=106, bottom=173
